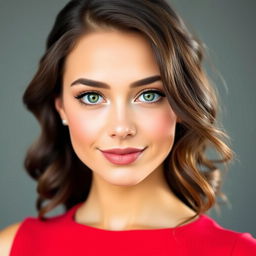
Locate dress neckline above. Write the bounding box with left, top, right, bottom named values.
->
left=66, top=202, right=206, bottom=233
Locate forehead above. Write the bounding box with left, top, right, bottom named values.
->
left=63, top=30, right=160, bottom=82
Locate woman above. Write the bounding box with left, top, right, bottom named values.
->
left=1, top=0, right=255, bottom=255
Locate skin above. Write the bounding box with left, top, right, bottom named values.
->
left=55, top=29, right=197, bottom=231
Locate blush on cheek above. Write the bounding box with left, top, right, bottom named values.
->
left=68, top=113, right=101, bottom=149
left=140, top=108, right=177, bottom=139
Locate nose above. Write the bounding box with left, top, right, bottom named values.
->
left=108, top=105, right=137, bottom=139
left=109, top=125, right=136, bottom=139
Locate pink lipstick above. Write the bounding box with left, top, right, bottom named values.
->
left=99, top=147, right=146, bottom=165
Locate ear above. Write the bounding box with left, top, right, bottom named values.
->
left=54, top=96, right=68, bottom=123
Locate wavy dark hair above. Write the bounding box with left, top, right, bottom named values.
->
left=23, top=0, right=233, bottom=227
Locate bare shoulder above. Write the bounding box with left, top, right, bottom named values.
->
left=0, top=222, right=22, bottom=256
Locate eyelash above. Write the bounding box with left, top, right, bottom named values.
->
left=74, top=89, right=166, bottom=106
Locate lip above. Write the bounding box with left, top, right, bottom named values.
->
left=99, top=147, right=146, bottom=165
left=100, top=147, right=145, bottom=154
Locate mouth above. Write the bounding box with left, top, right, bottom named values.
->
left=99, top=147, right=147, bottom=165
left=100, top=147, right=145, bottom=154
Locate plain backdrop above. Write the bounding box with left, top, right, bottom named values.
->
left=0, top=0, right=255, bottom=236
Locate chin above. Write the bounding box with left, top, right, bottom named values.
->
left=99, top=171, right=145, bottom=187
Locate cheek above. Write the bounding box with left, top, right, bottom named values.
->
left=139, top=106, right=177, bottom=141
left=67, top=109, right=105, bottom=148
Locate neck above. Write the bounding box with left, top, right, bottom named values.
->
left=75, top=165, right=196, bottom=230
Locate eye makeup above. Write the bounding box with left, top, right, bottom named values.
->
left=74, top=88, right=166, bottom=107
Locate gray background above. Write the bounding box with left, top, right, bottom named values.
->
left=0, top=0, right=255, bottom=236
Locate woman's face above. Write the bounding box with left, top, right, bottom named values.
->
left=55, top=30, right=178, bottom=186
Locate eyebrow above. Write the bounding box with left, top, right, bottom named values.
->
left=70, top=75, right=162, bottom=89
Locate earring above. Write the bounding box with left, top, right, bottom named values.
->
left=62, top=119, right=68, bottom=126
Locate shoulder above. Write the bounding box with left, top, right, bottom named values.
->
left=0, top=222, right=23, bottom=256
left=231, top=232, right=256, bottom=255
left=185, top=214, right=256, bottom=254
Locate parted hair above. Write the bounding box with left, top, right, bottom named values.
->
left=23, top=0, right=233, bottom=226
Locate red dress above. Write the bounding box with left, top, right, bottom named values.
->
left=10, top=202, right=256, bottom=255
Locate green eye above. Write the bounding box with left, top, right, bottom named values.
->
left=75, top=92, right=104, bottom=105
left=86, top=93, right=101, bottom=104
left=139, top=91, right=161, bottom=102
left=75, top=89, right=166, bottom=106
